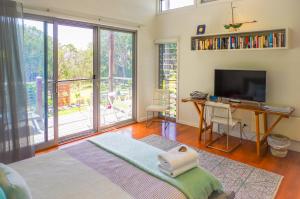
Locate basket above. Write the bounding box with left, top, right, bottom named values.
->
left=267, top=134, right=290, bottom=158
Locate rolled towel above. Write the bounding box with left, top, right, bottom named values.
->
left=158, top=145, right=198, bottom=171
left=159, top=161, right=198, bottom=177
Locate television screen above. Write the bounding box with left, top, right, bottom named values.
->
left=214, top=69, right=266, bottom=102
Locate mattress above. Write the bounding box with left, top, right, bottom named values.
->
left=9, top=139, right=228, bottom=199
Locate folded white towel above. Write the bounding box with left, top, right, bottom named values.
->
left=159, top=161, right=198, bottom=177
left=159, top=158, right=198, bottom=171
left=158, top=145, right=198, bottom=171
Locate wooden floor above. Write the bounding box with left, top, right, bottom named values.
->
left=39, top=121, right=300, bottom=199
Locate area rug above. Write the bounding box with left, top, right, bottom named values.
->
left=140, top=135, right=283, bottom=199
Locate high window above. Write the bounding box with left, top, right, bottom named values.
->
left=160, top=0, right=195, bottom=12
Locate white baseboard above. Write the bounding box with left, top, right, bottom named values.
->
left=138, top=116, right=156, bottom=123
left=137, top=116, right=147, bottom=122
left=230, top=129, right=300, bottom=153
left=289, top=140, right=300, bottom=152
left=176, top=120, right=198, bottom=128
left=215, top=126, right=300, bottom=152
left=175, top=120, right=300, bottom=153
left=138, top=117, right=300, bottom=153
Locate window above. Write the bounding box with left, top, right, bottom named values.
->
left=160, top=0, right=195, bottom=12
left=159, top=43, right=177, bottom=118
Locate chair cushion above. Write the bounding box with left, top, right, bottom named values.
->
left=146, top=104, right=168, bottom=112
left=0, top=163, right=32, bottom=199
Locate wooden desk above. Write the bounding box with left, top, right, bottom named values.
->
left=182, top=98, right=295, bottom=156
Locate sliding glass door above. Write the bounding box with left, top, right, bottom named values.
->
left=23, top=18, right=54, bottom=150
left=56, top=24, right=94, bottom=140
left=24, top=16, right=136, bottom=149
left=99, top=29, right=136, bottom=127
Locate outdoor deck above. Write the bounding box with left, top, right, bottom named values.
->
left=31, top=100, right=132, bottom=144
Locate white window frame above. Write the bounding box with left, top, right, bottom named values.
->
left=157, top=0, right=197, bottom=14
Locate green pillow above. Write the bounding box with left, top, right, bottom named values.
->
left=0, top=187, right=6, bottom=199
left=0, top=164, right=32, bottom=199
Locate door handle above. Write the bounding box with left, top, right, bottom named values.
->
left=54, top=82, right=58, bottom=94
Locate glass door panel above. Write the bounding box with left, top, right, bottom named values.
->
left=23, top=19, right=54, bottom=147
left=47, top=82, right=55, bottom=141
left=57, top=24, right=94, bottom=139
left=47, top=24, right=55, bottom=142
left=99, top=29, right=135, bottom=127
left=57, top=80, right=93, bottom=137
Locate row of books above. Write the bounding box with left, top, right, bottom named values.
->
left=192, top=32, right=286, bottom=50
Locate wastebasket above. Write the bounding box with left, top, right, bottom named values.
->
left=267, top=134, right=290, bottom=158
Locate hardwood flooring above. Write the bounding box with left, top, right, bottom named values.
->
left=37, top=121, right=300, bottom=199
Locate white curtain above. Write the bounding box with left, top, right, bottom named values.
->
left=0, top=0, right=34, bottom=163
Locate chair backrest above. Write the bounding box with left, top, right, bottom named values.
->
left=107, top=92, right=117, bottom=105
left=204, top=101, right=233, bottom=125
left=153, top=89, right=170, bottom=106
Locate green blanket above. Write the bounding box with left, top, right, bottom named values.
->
left=89, top=133, right=223, bottom=199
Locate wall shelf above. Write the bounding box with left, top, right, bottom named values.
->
left=191, top=28, right=289, bottom=51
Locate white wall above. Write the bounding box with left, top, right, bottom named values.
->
left=155, top=0, right=300, bottom=141
left=22, top=0, right=156, bottom=24
left=22, top=0, right=158, bottom=122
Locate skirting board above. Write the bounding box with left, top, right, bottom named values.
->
left=176, top=120, right=300, bottom=153
left=289, top=140, right=300, bottom=152
left=176, top=119, right=197, bottom=128
left=137, top=112, right=160, bottom=123
left=137, top=116, right=148, bottom=123
left=137, top=116, right=158, bottom=123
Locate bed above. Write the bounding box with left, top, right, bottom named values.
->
left=9, top=133, right=231, bottom=199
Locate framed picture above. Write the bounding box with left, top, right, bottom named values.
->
left=196, top=24, right=206, bottom=35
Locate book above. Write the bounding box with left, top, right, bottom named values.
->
left=231, top=37, right=235, bottom=49
left=245, top=36, right=249, bottom=48
left=269, top=33, right=273, bottom=48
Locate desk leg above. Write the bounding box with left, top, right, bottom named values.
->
left=255, top=112, right=261, bottom=156
left=263, top=113, right=268, bottom=133
left=260, top=113, right=269, bottom=156
left=199, top=104, right=205, bottom=141
left=262, top=115, right=283, bottom=143
left=193, top=102, right=204, bottom=141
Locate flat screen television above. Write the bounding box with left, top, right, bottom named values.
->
left=214, top=69, right=266, bottom=102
